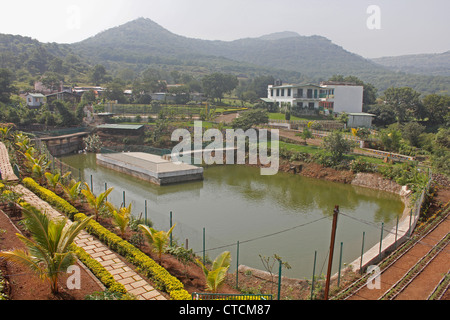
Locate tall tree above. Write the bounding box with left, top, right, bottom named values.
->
left=202, top=73, right=238, bottom=102
left=0, top=68, right=16, bottom=103
left=423, top=93, right=450, bottom=125
left=89, top=64, right=107, bottom=85
left=382, top=87, right=423, bottom=123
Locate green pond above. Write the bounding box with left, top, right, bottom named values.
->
left=62, top=153, right=404, bottom=279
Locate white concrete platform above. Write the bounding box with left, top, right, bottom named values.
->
left=96, top=152, right=203, bottom=185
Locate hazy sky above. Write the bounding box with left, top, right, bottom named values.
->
left=1, top=0, right=449, bottom=58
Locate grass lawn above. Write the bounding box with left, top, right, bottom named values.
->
left=268, top=113, right=329, bottom=121
left=278, top=141, right=388, bottom=165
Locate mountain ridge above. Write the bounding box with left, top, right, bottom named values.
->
left=1, top=17, right=449, bottom=94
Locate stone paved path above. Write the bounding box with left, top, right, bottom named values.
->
left=0, top=142, right=18, bottom=182
left=13, top=184, right=166, bottom=300
left=0, top=140, right=166, bottom=300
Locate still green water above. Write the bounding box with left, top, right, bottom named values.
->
left=62, top=153, right=404, bottom=279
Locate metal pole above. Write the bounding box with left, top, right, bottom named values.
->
left=236, top=241, right=240, bottom=288
left=360, top=232, right=365, bottom=275
left=338, top=242, right=343, bottom=287
left=324, top=205, right=339, bottom=300
left=379, top=222, right=384, bottom=261
left=311, top=250, right=317, bottom=300
left=395, top=215, right=399, bottom=249
left=123, top=191, right=126, bottom=207
left=202, top=228, right=206, bottom=265
left=277, top=259, right=282, bottom=300
left=90, top=174, right=93, bottom=191
left=145, top=200, right=148, bottom=225
left=170, top=211, right=173, bottom=247
left=408, top=209, right=413, bottom=237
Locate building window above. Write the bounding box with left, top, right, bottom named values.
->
left=297, top=89, right=303, bottom=98
left=281, top=89, right=284, bottom=96
left=307, top=89, right=313, bottom=99
left=309, top=102, right=315, bottom=109
left=287, top=88, right=291, bottom=97
left=276, top=89, right=280, bottom=96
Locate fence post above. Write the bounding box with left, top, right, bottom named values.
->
left=360, top=232, right=365, bottom=274
left=379, top=222, right=384, bottom=260
left=338, top=242, right=343, bottom=287
left=170, top=211, right=173, bottom=247
left=408, top=209, right=413, bottom=237
left=277, top=259, right=282, bottom=300
left=90, top=174, right=93, bottom=191
left=311, top=251, right=317, bottom=300
left=123, top=191, right=126, bottom=207
left=202, top=228, right=206, bottom=265
left=236, top=241, right=240, bottom=288
left=145, top=200, right=148, bottom=225
left=394, top=215, right=399, bottom=249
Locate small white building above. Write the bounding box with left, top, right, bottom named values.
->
left=266, top=81, right=363, bottom=115
left=25, top=93, right=45, bottom=108
left=320, top=81, right=364, bottom=114
left=347, top=113, right=376, bottom=128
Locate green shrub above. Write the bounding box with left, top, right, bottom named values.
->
left=350, top=158, right=376, bottom=173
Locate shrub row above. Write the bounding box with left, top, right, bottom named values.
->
left=70, top=243, right=127, bottom=295
left=22, top=177, right=191, bottom=300
left=22, top=177, right=78, bottom=219
left=73, top=212, right=191, bottom=300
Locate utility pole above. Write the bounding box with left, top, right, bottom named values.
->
left=324, top=205, right=339, bottom=300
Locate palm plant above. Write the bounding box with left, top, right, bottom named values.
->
left=45, top=172, right=71, bottom=193
left=196, top=251, right=231, bottom=293
left=0, top=204, right=91, bottom=294
left=138, top=224, right=175, bottom=263
left=0, top=126, right=12, bottom=142
left=23, top=151, right=50, bottom=183
left=14, top=132, right=32, bottom=153
left=108, top=203, right=132, bottom=238
left=81, top=182, right=113, bottom=221
left=59, top=179, right=82, bottom=204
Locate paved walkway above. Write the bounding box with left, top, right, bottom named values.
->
left=14, top=185, right=166, bottom=300
left=0, top=141, right=165, bottom=300
left=0, top=142, right=18, bottom=182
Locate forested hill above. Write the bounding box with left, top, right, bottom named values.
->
left=72, top=18, right=383, bottom=79
left=69, top=18, right=450, bottom=94
left=1, top=17, right=449, bottom=95
left=372, top=51, right=450, bottom=77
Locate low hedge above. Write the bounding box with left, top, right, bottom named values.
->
left=70, top=243, right=127, bottom=295
left=22, top=177, right=191, bottom=300
left=74, top=212, right=191, bottom=300
left=22, top=177, right=78, bottom=219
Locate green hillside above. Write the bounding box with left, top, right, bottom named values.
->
left=1, top=18, right=449, bottom=95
